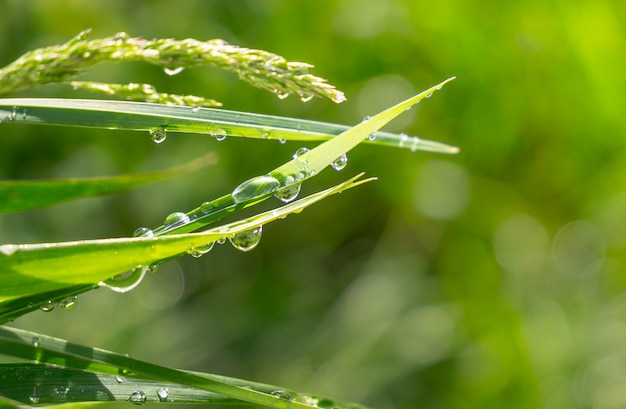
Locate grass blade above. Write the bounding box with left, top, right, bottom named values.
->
left=0, top=153, right=216, bottom=213
left=0, top=89, right=458, bottom=155
left=0, top=174, right=372, bottom=302
left=0, top=327, right=372, bottom=409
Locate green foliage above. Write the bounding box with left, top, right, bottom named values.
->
left=0, top=30, right=456, bottom=408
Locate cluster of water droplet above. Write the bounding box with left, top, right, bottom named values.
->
left=123, top=386, right=169, bottom=405
left=38, top=296, right=78, bottom=313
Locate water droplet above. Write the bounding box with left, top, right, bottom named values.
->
left=157, top=388, right=169, bottom=402
left=164, top=66, right=184, bottom=76
left=60, top=296, right=77, bottom=310
left=22, top=109, right=27, bottom=120
left=129, top=390, right=147, bottom=405
left=188, top=242, right=215, bottom=258
left=331, top=153, right=348, bottom=171
left=147, top=264, right=159, bottom=274
left=32, top=337, right=40, bottom=348
left=368, top=132, right=377, bottom=141
left=230, top=226, right=263, bottom=252
left=40, top=300, right=55, bottom=312
left=425, top=92, right=433, bottom=98
left=274, top=176, right=301, bottom=203
left=217, top=238, right=226, bottom=245
left=410, top=136, right=421, bottom=152
left=164, top=212, right=190, bottom=229
left=278, top=138, right=287, bottom=144
left=362, top=115, right=371, bottom=122
left=99, top=266, right=149, bottom=293
left=149, top=127, right=167, bottom=144
left=0, top=244, right=18, bottom=255
left=299, top=93, right=314, bottom=102
left=29, top=395, right=40, bottom=404
left=211, top=128, right=227, bottom=141
left=271, top=390, right=292, bottom=400
left=232, top=175, right=280, bottom=203
left=133, top=227, right=154, bottom=238
left=292, top=147, right=310, bottom=164
left=115, top=375, right=124, bottom=383
left=6, top=106, right=17, bottom=122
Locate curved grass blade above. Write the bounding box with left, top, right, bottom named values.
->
left=0, top=327, right=372, bottom=409
left=0, top=174, right=372, bottom=302
left=0, top=153, right=217, bottom=213
left=0, top=85, right=458, bottom=155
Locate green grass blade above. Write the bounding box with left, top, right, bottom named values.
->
left=0, top=174, right=372, bottom=302
left=0, top=327, right=372, bottom=409
left=0, top=89, right=458, bottom=155
left=0, top=153, right=216, bottom=213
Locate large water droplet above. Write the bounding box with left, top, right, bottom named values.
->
left=188, top=242, right=215, bottom=258
left=230, top=226, right=263, bottom=251
left=60, top=296, right=77, bottom=310
left=164, top=66, right=184, bottom=76
left=149, top=127, right=167, bottom=144
left=164, top=212, right=190, bottom=230
left=211, top=128, right=227, bottom=141
left=232, top=175, right=280, bottom=203
left=274, top=175, right=301, bottom=203
left=156, top=388, right=169, bottom=402
left=99, top=266, right=149, bottom=293
left=40, top=300, right=54, bottom=312
left=129, top=390, right=147, bottom=405
left=133, top=227, right=154, bottom=238
left=271, top=390, right=292, bottom=400
left=331, top=153, right=348, bottom=171
left=293, top=147, right=310, bottom=161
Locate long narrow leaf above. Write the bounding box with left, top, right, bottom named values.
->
left=0, top=327, right=371, bottom=409
left=0, top=153, right=217, bottom=213
left=0, top=174, right=372, bottom=301
left=0, top=90, right=458, bottom=155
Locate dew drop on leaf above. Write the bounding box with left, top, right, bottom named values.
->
left=115, top=375, right=124, bottom=383
left=293, top=147, right=310, bottom=161
left=157, top=388, right=169, bottom=402
left=163, top=212, right=190, bottom=229
left=274, top=175, right=301, bottom=203
left=331, top=153, right=348, bottom=171
left=149, top=127, right=167, bottom=144
left=211, top=128, right=227, bottom=141
left=133, top=227, right=154, bottom=238
left=230, top=226, right=263, bottom=251
left=188, top=242, right=215, bottom=258
left=129, top=390, right=147, bottom=405
left=271, top=390, right=292, bottom=400
left=59, top=296, right=77, bottom=310
left=368, top=132, right=377, bottom=141
left=99, top=266, right=149, bottom=293
left=40, top=300, right=54, bottom=312
left=232, top=175, right=280, bottom=203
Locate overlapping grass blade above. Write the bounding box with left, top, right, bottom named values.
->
left=0, top=153, right=216, bottom=213
left=0, top=174, right=372, bottom=302
left=0, top=327, right=371, bottom=409
left=0, top=83, right=458, bottom=155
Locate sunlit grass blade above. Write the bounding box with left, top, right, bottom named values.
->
left=0, top=153, right=217, bottom=213
left=0, top=174, right=372, bottom=303
left=0, top=84, right=458, bottom=155
left=141, top=78, right=456, bottom=237
left=0, top=327, right=372, bottom=409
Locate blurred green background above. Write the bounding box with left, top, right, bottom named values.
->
left=2, top=0, right=626, bottom=408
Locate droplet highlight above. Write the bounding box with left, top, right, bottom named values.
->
left=230, top=226, right=263, bottom=252
left=331, top=153, right=348, bottom=171
left=232, top=175, right=280, bottom=204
